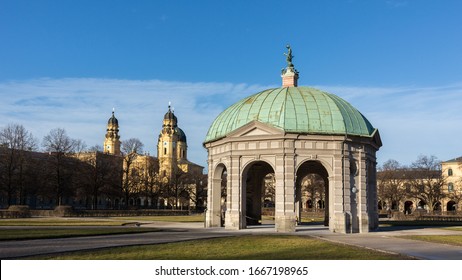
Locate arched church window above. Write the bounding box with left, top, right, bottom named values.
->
left=448, top=183, right=454, bottom=192
left=448, top=169, right=453, bottom=176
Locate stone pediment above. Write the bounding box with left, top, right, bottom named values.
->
left=371, top=129, right=383, bottom=148
left=227, top=121, right=284, bottom=139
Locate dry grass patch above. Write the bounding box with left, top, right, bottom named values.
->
left=35, top=235, right=412, bottom=260
left=0, top=217, right=122, bottom=226
left=0, top=228, right=161, bottom=241
left=110, top=215, right=204, bottom=223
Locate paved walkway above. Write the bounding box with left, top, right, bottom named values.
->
left=1, top=222, right=462, bottom=259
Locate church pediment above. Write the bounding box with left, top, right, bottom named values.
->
left=227, top=121, right=284, bottom=139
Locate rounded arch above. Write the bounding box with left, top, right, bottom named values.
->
left=241, top=159, right=276, bottom=177
left=417, top=200, right=427, bottom=210
left=447, top=201, right=457, bottom=211
left=210, top=162, right=228, bottom=227
left=434, top=201, right=442, bottom=212
left=212, top=162, right=228, bottom=180
left=296, top=158, right=333, bottom=179
left=404, top=201, right=413, bottom=214
left=241, top=160, right=275, bottom=227
left=295, top=160, right=330, bottom=226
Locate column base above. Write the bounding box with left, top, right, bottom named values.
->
left=275, top=214, right=296, bottom=232
left=225, top=210, right=245, bottom=230
left=205, top=209, right=221, bottom=228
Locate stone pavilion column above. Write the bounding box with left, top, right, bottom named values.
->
left=205, top=160, right=221, bottom=228
left=274, top=153, right=296, bottom=232
left=225, top=155, right=244, bottom=230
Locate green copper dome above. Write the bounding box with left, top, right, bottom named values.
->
left=204, top=86, right=376, bottom=143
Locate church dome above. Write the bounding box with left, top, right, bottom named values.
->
left=175, top=127, right=187, bottom=142
left=204, top=86, right=376, bottom=143
left=108, top=111, right=118, bottom=126
left=164, top=110, right=177, bottom=123
left=164, top=104, right=178, bottom=124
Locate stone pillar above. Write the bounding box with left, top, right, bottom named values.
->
left=331, top=152, right=348, bottom=233
left=357, top=150, right=369, bottom=233
left=226, top=156, right=244, bottom=230
left=205, top=163, right=221, bottom=228
left=275, top=153, right=296, bottom=232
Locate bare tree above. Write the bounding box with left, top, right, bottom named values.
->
left=73, top=139, right=87, bottom=156
left=88, top=144, right=103, bottom=152
left=77, top=152, right=122, bottom=209
left=408, top=155, right=446, bottom=212
left=176, top=172, right=207, bottom=211
left=0, top=124, right=38, bottom=206
left=121, top=138, right=144, bottom=155
left=165, top=169, right=190, bottom=209
left=42, top=128, right=76, bottom=206
left=377, top=159, right=408, bottom=212
left=138, top=157, right=161, bottom=209
left=120, top=138, right=144, bottom=208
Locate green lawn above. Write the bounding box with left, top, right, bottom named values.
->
left=380, top=220, right=462, bottom=227
left=0, top=215, right=204, bottom=226
left=443, top=227, right=462, bottom=232
left=0, top=217, right=123, bottom=226
left=110, top=215, right=205, bottom=223
left=0, top=227, right=162, bottom=241
left=32, top=235, right=413, bottom=260
left=398, top=235, right=462, bottom=247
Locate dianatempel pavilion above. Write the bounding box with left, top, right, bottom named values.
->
left=203, top=46, right=382, bottom=233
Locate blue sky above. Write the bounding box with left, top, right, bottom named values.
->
left=1, top=0, right=461, bottom=169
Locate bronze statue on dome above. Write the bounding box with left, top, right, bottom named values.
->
left=284, top=44, right=294, bottom=68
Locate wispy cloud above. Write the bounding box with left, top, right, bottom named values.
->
left=317, top=83, right=462, bottom=165
left=0, top=78, right=269, bottom=168
left=0, top=78, right=461, bottom=169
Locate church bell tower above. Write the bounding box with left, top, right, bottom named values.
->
left=104, top=109, right=121, bottom=155
left=157, top=104, right=178, bottom=179
left=157, top=103, right=189, bottom=179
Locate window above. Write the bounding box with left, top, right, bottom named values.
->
left=164, top=148, right=167, bottom=155
left=448, top=183, right=454, bottom=192
left=448, top=169, right=453, bottom=176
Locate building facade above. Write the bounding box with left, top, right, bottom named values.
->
left=377, top=157, right=461, bottom=215
left=103, top=107, right=204, bottom=209
left=0, top=107, right=204, bottom=210
left=443, top=156, right=462, bottom=212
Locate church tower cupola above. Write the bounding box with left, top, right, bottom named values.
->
left=104, top=109, right=121, bottom=155
left=162, top=103, right=178, bottom=131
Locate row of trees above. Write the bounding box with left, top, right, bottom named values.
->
left=0, top=123, right=207, bottom=210
left=378, top=155, right=462, bottom=213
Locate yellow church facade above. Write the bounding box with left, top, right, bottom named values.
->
left=92, top=106, right=204, bottom=209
